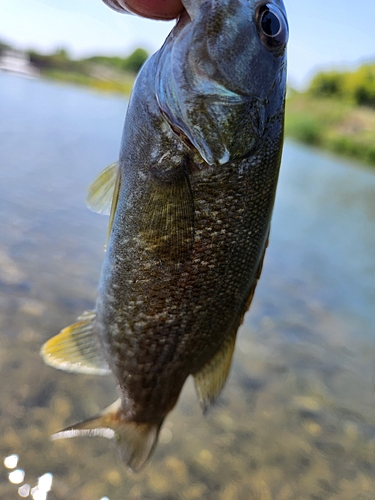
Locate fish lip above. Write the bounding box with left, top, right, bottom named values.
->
left=157, top=90, right=264, bottom=167
left=157, top=98, right=231, bottom=166
left=158, top=102, right=195, bottom=151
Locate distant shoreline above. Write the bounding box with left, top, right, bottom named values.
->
left=44, top=71, right=375, bottom=171
left=1, top=50, right=374, bottom=170
left=285, top=93, right=375, bottom=169
left=0, top=43, right=146, bottom=97
left=40, top=68, right=135, bottom=96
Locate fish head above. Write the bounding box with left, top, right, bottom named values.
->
left=155, top=0, right=288, bottom=165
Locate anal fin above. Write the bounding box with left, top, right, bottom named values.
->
left=193, top=332, right=236, bottom=413
left=52, top=399, right=162, bottom=473
left=40, top=311, right=111, bottom=375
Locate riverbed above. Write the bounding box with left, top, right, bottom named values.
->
left=0, top=73, right=374, bottom=500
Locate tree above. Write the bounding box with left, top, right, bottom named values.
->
left=122, top=48, right=149, bottom=74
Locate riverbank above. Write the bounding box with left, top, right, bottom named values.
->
left=285, top=92, right=375, bottom=168
left=0, top=42, right=145, bottom=96
left=40, top=71, right=375, bottom=170
left=41, top=67, right=135, bottom=95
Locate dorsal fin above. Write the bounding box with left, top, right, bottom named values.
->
left=86, top=161, right=121, bottom=243
left=40, top=311, right=110, bottom=375
left=193, top=332, right=237, bottom=413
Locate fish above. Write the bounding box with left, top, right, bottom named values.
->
left=41, top=0, right=288, bottom=472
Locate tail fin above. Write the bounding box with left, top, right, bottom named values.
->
left=52, top=399, right=162, bottom=472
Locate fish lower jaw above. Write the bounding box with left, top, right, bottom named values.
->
left=199, top=144, right=233, bottom=167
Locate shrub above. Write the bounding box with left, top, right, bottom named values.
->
left=285, top=114, right=322, bottom=145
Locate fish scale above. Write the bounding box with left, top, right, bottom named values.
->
left=41, top=0, right=288, bottom=472
left=101, top=148, right=278, bottom=413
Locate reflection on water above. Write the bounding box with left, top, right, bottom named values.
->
left=3, top=453, right=52, bottom=499
left=0, top=73, right=374, bottom=499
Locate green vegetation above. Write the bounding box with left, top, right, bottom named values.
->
left=25, top=45, right=148, bottom=95
left=308, top=64, right=375, bottom=108
left=26, top=46, right=148, bottom=95
left=2, top=38, right=375, bottom=167
left=0, top=40, right=11, bottom=53
left=0, top=38, right=148, bottom=94
left=286, top=63, right=375, bottom=167
left=84, top=48, right=149, bottom=74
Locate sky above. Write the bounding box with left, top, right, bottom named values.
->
left=1, top=0, right=375, bottom=88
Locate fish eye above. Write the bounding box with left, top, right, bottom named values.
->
left=256, top=3, right=288, bottom=51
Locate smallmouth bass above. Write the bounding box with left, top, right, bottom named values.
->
left=41, top=0, right=288, bottom=471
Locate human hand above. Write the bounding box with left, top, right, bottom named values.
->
left=102, top=0, right=184, bottom=20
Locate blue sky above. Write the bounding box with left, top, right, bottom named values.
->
left=1, top=0, right=375, bottom=88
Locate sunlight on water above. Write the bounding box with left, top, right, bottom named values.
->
left=9, top=470, right=25, bottom=484
left=4, top=454, right=19, bottom=469
left=18, top=484, right=31, bottom=498
left=3, top=455, right=55, bottom=499
left=3, top=452, right=109, bottom=499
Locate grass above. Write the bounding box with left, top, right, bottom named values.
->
left=42, top=68, right=135, bottom=96
left=285, top=92, right=375, bottom=167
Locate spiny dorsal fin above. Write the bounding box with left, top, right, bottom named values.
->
left=40, top=311, right=111, bottom=375
left=52, top=399, right=162, bottom=473
left=193, top=332, right=237, bottom=413
left=86, top=161, right=122, bottom=244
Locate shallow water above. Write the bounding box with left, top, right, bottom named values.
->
left=0, top=73, right=374, bottom=500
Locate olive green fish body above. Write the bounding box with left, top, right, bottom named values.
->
left=98, top=87, right=283, bottom=417
left=41, top=0, right=288, bottom=471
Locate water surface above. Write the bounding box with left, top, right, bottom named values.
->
left=0, top=73, right=374, bottom=500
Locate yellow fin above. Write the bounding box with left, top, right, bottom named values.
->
left=106, top=163, right=121, bottom=242
left=52, top=399, right=162, bottom=473
left=40, top=311, right=110, bottom=375
left=86, top=161, right=122, bottom=245
left=193, top=332, right=237, bottom=413
left=86, top=162, right=118, bottom=215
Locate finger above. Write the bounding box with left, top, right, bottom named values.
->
left=102, top=0, right=184, bottom=20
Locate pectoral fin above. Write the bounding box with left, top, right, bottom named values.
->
left=140, top=162, right=194, bottom=266
left=52, top=399, right=162, bottom=473
left=86, top=162, right=118, bottom=215
left=40, top=311, right=110, bottom=375
left=86, top=161, right=121, bottom=243
left=193, top=332, right=237, bottom=413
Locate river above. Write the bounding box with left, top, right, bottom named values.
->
left=0, top=73, right=374, bottom=500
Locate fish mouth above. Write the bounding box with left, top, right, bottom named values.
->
left=157, top=90, right=262, bottom=167
left=158, top=97, right=232, bottom=166
left=158, top=105, right=195, bottom=151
